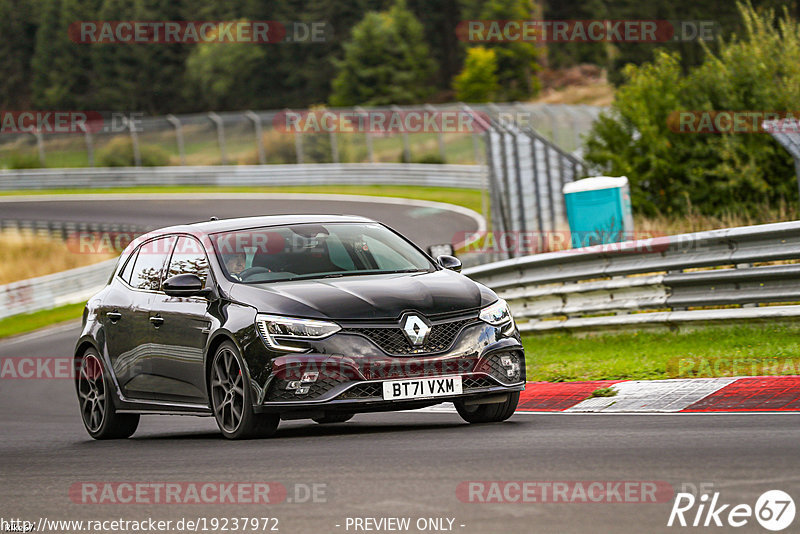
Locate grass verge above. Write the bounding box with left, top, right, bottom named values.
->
left=0, top=302, right=85, bottom=340
left=522, top=324, right=800, bottom=382
left=0, top=229, right=116, bottom=284
left=0, top=185, right=486, bottom=216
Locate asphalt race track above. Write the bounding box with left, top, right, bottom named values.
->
left=0, top=194, right=481, bottom=251
left=2, top=325, right=799, bottom=534
left=2, top=194, right=800, bottom=533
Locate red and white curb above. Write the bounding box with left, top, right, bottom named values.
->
left=521, top=376, right=800, bottom=413
left=421, top=376, right=800, bottom=414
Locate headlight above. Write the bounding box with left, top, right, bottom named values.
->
left=479, top=299, right=513, bottom=326
left=255, top=314, right=340, bottom=352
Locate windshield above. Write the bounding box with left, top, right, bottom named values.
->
left=211, top=222, right=435, bottom=283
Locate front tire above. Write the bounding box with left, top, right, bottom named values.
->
left=76, top=349, right=139, bottom=439
left=210, top=341, right=278, bottom=439
left=455, top=392, right=519, bottom=424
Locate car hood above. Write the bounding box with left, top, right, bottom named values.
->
left=226, top=270, right=495, bottom=320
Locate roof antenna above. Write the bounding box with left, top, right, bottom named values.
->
left=210, top=216, right=219, bottom=221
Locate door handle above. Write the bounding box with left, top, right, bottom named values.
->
left=106, top=311, right=122, bottom=323
left=149, top=316, right=164, bottom=327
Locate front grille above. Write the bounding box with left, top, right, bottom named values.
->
left=343, top=317, right=478, bottom=355
left=463, top=376, right=495, bottom=390
left=266, top=375, right=346, bottom=402
left=338, top=382, right=383, bottom=399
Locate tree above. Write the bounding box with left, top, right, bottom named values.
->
left=584, top=3, right=800, bottom=216
left=90, top=0, right=188, bottom=113
left=184, top=22, right=266, bottom=110
left=329, top=0, right=436, bottom=107
left=407, top=0, right=463, bottom=91
left=459, top=0, right=541, bottom=101
left=453, top=47, right=499, bottom=102
left=30, top=0, right=102, bottom=109
left=30, top=0, right=63, bottom=108
left=0, top=0, right=35, bottom=108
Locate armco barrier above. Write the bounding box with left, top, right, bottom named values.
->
left=0, top=259, right=117, bottom=320
left=0, top=163, right=486, bottom=191
left=7, top=220, right=800, bottom=329
left=463, top=221, right=800, bottom=332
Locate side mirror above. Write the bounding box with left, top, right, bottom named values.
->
left=163, top=274, right=211, bottom=297
left=437, top=255, right=462, bottom=273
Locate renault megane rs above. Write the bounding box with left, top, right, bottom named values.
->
left=74, top=215, right=525, bottom=439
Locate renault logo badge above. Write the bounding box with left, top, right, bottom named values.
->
left=402, top=314, right=431, bottom=346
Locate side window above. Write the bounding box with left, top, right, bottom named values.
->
left=166, top=236, right=209, bottom=286
left=119, top=249, right=138, bottom=284
left=129, top=236, right=176, bottom=291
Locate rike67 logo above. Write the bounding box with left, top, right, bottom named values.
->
left=668, top=489, right=795, bottom=531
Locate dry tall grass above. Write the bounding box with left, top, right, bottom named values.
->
left=0, top=230, right=116, bottom=285
left=636, top=202, right=799, bottom=237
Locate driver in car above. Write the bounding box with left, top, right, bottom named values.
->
left=224, top=252, right=247, bottom=278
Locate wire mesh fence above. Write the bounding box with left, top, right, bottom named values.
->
left=0, top=104, right=602, bottom=170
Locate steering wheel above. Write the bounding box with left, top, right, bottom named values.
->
left=237, top=266, right=271, bottom=281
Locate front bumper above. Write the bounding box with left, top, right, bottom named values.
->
left=254, top=372, right=525, bottom=414
left=251, top=319, right=526, bottom=414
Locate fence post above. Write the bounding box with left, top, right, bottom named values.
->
left=79, top=123, right=94, bottom=167
left=165, top=115, right=186, bottom=166
left=123, top=116, right=142, bottom=167
left=355, top=106, right=373, bottom=162
left=329, top=130, right=339, bottom=163
left=287, top=109, right=304, bottom=164
left=208, top=112, right=227, bottom=165
left=34, top=130, right=45, bottom=167
left=392, top=105, right=411, bottom=163
left=425, top=104, right=446, bottom=162
left=245, top=111, right=266, bottom=165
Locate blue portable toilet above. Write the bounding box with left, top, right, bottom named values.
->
left=562, top=176, right=633, bottom=249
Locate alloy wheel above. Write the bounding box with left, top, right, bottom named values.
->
left=78, top=354, right=106, bottom=433
left=211, top=348, right=245, bottom=433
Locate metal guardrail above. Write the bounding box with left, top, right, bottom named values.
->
left=4, top=220, right=800, bottom=327
left=0, top=259, right=117, bottom=320
left=0, top=163, right=486, bottom=191
left=464, top=221, right=800, bottom=332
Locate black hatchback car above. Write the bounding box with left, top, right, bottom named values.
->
left=75, top=215, right=525, bottom=439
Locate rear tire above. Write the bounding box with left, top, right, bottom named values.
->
left=312, top=413, right=354, bottom=424
left=76, top=348, right=139, bottom=439
left=210, top=341, right=279, bottom=439
left=455, top=392, right=519, bottom=424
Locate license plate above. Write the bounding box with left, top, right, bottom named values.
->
left=382, top=376, right=463, bottom=400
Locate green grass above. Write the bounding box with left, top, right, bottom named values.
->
left=0, top=302, right=85, bottom=340
left=0, top=184, right=485, bottom=215
left=522, top=324, right=800, bottom=382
